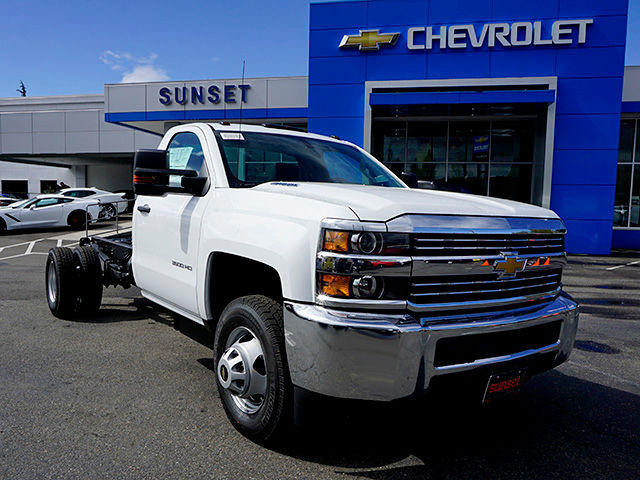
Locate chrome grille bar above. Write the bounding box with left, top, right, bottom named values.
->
left=411, top=281, right=560, bottom=297
left=412, top=272, right=560, bottom=288
left=411, top=233, right=565, bottom=257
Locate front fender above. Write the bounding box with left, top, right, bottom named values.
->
left=195, top=189, right=358, bottom=319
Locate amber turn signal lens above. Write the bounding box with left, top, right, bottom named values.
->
left=320, top=274, right=350, bottom=297
left=323, top=230, right=350, bottom=252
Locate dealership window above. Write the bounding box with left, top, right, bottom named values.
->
left=1, top=180, right=28, bottom=199
left=40, top=180, right=58, bottom=194
left=372, top=116, right=539, bottom=203
left=614, top=119, right=640, bottom=228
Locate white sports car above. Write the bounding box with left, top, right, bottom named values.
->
left=58, top=187, right=128, bottom=217
left=0, top=195, right=103, bottom=232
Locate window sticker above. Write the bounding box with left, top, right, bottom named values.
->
left=168, top=146, right=193, bottom=169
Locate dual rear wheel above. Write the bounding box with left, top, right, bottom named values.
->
left=46, top=246, right=103, bottom=319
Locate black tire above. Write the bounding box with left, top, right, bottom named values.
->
left=46, top=247, right=80, bottom=319
left=67, top=210, right=87, bottom=230
left=72, top=246, right=103, bottom=316
left=213, top=295, right=292, bottom=444
left=0, top=217, right=6, bottom=234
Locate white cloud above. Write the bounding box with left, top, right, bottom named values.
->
left=100, top=50, right=168, bottom=83
left=121, top=65, right=169, bottom=83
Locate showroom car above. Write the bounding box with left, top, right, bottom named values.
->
left=58, top=187, right=128, bottom=218
left=0, top=195, right=102, bottom=232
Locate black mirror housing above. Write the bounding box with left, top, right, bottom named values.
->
left=401, top=171, right=418, bottom=189
left=133, top=149, right=169, bottom=196
left=134, top=149, right=168, bottom=170
left=133, top=149, right=207, bottom=196
left=181, top=176, right=208, bottom=196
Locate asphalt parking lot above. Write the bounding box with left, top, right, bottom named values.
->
left=1, top=227, right=639, bottom=479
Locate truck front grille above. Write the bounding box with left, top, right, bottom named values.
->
left=409, top=268, right=562, bottom=316
left=411, top=233, right=565, bottom=257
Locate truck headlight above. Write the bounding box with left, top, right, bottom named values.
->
left=352, top=275, right=382, bottom=298
left=351, top=232, right=379, bottom=255
left=322, top=229, right=409, bottom=255
left=319, top=274, right=384, bottom=299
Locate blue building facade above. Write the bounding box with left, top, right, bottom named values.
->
left=308, top=0, right=631, bottom=254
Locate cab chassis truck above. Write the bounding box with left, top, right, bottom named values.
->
left=45, top=122, right=579, bottom=443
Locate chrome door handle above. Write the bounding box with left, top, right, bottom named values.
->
left=137, top=204, right=151, bottom=214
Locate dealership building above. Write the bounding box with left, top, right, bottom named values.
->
left=0, top=0, right=638, bottom=254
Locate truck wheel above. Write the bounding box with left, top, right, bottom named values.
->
left=46, top=247, right=80, bottom=319
left=72, top=246, right=103, bottom=316
left=213, top=295, right=292, bottom=443
left=67, top=210, right=87, bottom=230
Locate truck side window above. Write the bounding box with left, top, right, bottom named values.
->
left=167, top=132, right=207, bottom=187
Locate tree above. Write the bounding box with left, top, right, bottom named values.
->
left=16, top=81, right=27, bottom=97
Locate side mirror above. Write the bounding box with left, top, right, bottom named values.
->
left=29, top=205, right=36, bottom=210
left=181, top=176, right=208, bottom=196
left=401, top=171, right=418, bottom=189
left=133, top=149, right=169, bottom=196
left=133, top=149, right=200, bottom=196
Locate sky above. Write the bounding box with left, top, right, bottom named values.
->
left=0, top=0, right=639, bottom=98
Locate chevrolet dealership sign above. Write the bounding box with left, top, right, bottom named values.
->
left=340, top=19, right=593, bottom=51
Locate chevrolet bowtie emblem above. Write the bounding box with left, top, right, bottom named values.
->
left=493, top=253, right=526, bottom=278
left=339, top=29, right=400, bottom=51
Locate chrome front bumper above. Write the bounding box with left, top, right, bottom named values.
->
left=283, top=294, right=579, bottom=401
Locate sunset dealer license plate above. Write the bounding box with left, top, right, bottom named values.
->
left=482, top=369, right=526, bottom=405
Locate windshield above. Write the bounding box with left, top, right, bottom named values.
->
left=213, top=130, right=404, bottom=188
left=10, top=198, right=34, bottom=208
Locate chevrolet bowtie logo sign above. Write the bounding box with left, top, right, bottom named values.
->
left=493, top=253, right=526, bottom=278
left=339, top=30, right=400, bottom=51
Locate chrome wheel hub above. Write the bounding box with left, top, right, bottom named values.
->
left=218, top=326, right=267, bottom=414
left=47, top=266, right=57, bottom=304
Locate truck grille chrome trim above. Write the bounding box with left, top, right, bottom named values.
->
left=408, top=289, right=561, bottom=313
left=408, top=268, right=562, bottom=314
left=411, top=233, right=565, bottom=257
left=316, top=294, right=407, bottom=310
left=316, top=251, right=412, bottom=276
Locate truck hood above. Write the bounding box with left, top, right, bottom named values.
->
left=253, top=183, right=558, bottom=221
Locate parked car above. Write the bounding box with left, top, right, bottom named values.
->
left=0, top=193, right=20, bottom=207
left=58, top=187, right=128, bottom=218
left=0, top=195, right=102, bottom=232
left=113, top=189, right=135, bottom=214
left=44, top=123, right=579, bottom=443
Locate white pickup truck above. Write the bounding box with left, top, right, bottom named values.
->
left=44, top=123, right=579, bottom=442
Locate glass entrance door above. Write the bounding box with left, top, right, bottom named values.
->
left=372, top=110, right=544, bottom=205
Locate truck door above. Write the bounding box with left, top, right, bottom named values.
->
left=132, top=129, right=211, bottom=320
